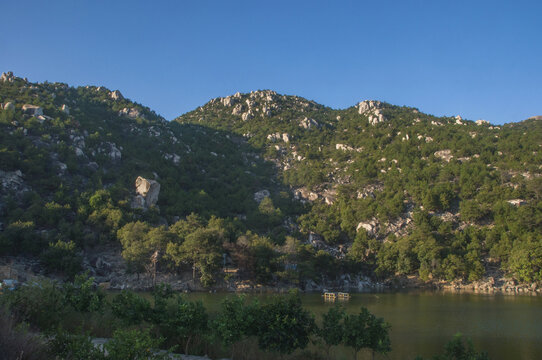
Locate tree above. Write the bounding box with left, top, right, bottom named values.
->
left=171, top=227, right=224, bottom=286
left=63, top=272, right=105, bottom=313
left=415, top=333, right=489, bottom=360
left=343, top=307, right=391, bottom=360
left=118, top=222, right=169, bottom=282
left=213, top=295, right=258, bottom=359
left=255, top=292, right=315, bottom=356
left=163, top=297, right=208, bottom=355
left=319, top=304, right=346, bottom=360
left=111, top=290, right=152, bottom=325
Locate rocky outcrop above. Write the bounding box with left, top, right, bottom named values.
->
left=164, top=153, right=181, bottom=164
left=241, top=110, right=254, bottom=121
left=0, top=170, right=29, bottom=194
left=232, top=104, right=243, bottom=115
left=132, top=176, right=161, bottom=209
left=222, top=96, right=236, bottom=107
left=476, top=119, right=489, bottom=125
left=99, top=142, right=121, bottom=161
left=0, top=71, right=15, bottom=83
left=110, top=90, right=123, bottom=100
left=118, top=107, right=144, bottom=119
left=335, top=143, right=363, bottom=152
left=253, top=189, right=270, bottom=204
left=358, top=100, right=386, bottom=125
left=356, top=219, right=379, bottom=237
left=434, top=149, right=453, bottom=162
left=358, top=100, right=382, bottom=114
left=299, top=117, right=318, bottom=129
left=507, top=199, right=527, bottom=207
left=22, top=104, right=43, bottom=116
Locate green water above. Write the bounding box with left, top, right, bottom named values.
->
left=179, top=290, right=542, bottom=360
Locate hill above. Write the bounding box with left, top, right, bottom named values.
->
left=1, top=72, right=541, bottom=291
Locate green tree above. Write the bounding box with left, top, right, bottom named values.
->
left=162, top=297, right=208, bottom=355
left=111, top=290, right=152, bottom=325
left=343, top=307, right=391, bottom=360
left=415, top=333, right=489, bottom=360
left=213, top=295, right=258, bottom=359
left=255, top=292, right=315, bottom=356
left=319, top=304, right=346, bottom=360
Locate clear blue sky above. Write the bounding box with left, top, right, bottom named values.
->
left=1, top=0, right=540, bottom=124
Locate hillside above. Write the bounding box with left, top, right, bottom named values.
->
left=1, top=72, right=541, bottom=291
left=176, top=90, right=542, bottom=287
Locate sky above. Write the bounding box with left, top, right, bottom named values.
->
left=1, top=0, right=540, bottom=124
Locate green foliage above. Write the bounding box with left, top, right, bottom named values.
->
left=319, top=304, right=346, bottom=359
left=111, top=290, right=152, bottom=325
left=213, top=295, right=258, bottom=358
left=343, top=307, right=391, bottom=360
left=160, top=296, right=208, bottom=355
left=40, top=240, right=82, bottom=278
left=105, top=328, right=169, bottom=360
left=415, top=333, right=490, bottom=360
left=255, top=292, right=315, bottom=355
left=62, top=272, right=105, bottom=313
left=48, top=330, right=106, bottom=360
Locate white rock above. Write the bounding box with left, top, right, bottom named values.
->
left=254, top=190, right=270, bottom=204
left=282, top=133, right=290, bottom=143
left=357, top=100, right=382, bottom=114
left=22, top=104, right=43, bottom=116
left=299, top=117, right=318, bottom=129
left=232, top=104, right=243, bottom=115
left=111, top=90, right=124, bottom=100
left=134, top=176, right=160, bottom=208
left=222, top=96, right=235, bottom=107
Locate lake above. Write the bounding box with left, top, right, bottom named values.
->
left=178, top=290, right=542, bottom=360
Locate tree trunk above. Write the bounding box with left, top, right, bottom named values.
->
left=185, top=335, right=192, bottom=355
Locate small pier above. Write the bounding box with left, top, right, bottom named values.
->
left=323, top=292, right=350, bottom=301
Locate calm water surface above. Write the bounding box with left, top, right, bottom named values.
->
left=179, top=290, right=542, bottom=360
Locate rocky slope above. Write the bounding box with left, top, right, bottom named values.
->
left=1, top=72, right=541, bottom=290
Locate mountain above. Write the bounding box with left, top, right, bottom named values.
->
left=1, top=72, right=541, bottom=290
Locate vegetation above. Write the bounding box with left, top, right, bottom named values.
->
left=1, top=278, right=392, bottom=359
left=1, top=73, right=541, bottom=291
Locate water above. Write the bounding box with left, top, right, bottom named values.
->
left=179, top=290, right=542, bottom=360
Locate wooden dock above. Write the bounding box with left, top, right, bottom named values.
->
left=323, top=292, right=350, bottom=301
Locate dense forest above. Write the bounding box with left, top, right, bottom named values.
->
left=1, top=72, right=541, bottom=289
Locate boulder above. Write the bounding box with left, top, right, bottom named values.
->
left=299, top=117, right=318, bottom=129
left=232, top=104, right=243, bottom=115
left=282, top=133, right=290, bottom=143
left=134, top=176, right=160, bottom=208
left=476, top=119, right=489, bottom=126
left=434, top=149, right=453, bottom=162
left=356, top=219, right=378, bottom=237
left=222, top=96, right=235, bottom=107
left=3, top=102, right=15, bottom=111
left=110, top=90, right=124, bottom=100
left=241, top=111, right=254, bottom=121
left=21, top=104, right=43, bottom=116
left=254, top=189, right=270, bottom=204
